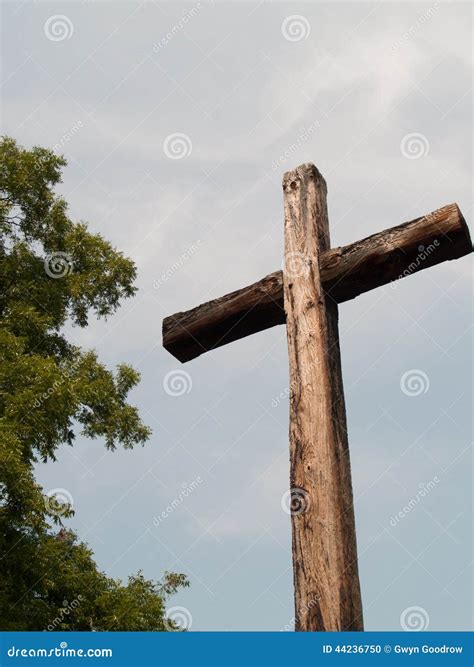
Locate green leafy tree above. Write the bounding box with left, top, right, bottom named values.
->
left=0, top=137, right=189, bottom=630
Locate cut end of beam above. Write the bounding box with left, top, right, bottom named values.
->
left=454, top=203, right=472, bottom=251
left=283, top=162, right=327, bottom=192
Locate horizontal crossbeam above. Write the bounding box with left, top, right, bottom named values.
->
left=163, top=203, right=471, bottom=362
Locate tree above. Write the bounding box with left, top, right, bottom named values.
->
left=0, top=137, right=189, bottom=630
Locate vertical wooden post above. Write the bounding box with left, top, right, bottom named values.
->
left=282, top=163, right=363, bottom=631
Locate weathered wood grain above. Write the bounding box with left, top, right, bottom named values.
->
left=282, top=163, right=363, bottom=631
left=163, top=203, right=471, bottom=362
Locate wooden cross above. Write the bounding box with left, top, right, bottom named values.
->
left=162, top=163, right=472, bottom=631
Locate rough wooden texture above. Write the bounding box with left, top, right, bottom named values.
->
left=163, top=272, right=285, bottom=363
left=163, top=203, right=471, bottom=362
left=282, top=163, right=363, bottom=632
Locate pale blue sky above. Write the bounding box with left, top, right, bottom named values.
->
left=2, top=0, right=472, bottom=631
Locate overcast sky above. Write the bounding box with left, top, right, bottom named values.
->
left=2, top=0, right=472, bottom=631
